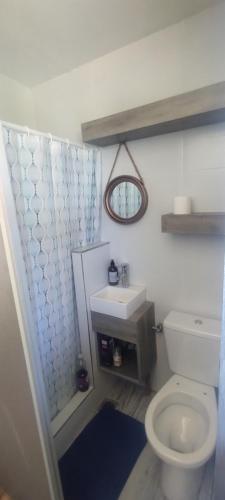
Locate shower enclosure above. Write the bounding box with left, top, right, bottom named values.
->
left=0, top=122, right=101, bottom=436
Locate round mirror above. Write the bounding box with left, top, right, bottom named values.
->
left=104, top=175, right=148, bottom=224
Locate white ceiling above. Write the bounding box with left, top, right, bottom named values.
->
left=0, top=0, right=223, bottom=88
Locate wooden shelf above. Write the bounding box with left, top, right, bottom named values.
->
left=99, top=349, right=139, bottom=385
left=161, top=212, right=225, bottom=236
left=82, top=81, right=225, bottom=146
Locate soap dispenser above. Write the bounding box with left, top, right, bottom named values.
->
left=108, top=260, right=119, bottom=286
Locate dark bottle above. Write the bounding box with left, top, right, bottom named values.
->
left=76, top=354, right=89, bottom=392
left=99, top=334, right=114, bottom=366
left=108, top=259, right=119, bottom=286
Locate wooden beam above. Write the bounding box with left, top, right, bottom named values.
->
left=161, top=213, right=225, bottom=236
left=82, top=81, right=225, bottom=146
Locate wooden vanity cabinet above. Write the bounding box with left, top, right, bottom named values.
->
left=91, top=301, right=156, bottom=388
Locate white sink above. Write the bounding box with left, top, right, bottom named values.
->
left=90, top=285, right=146, bottom=319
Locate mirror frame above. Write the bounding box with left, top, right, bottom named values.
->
left=104, top=175, right=148, bottom=224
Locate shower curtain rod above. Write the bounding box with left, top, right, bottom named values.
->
left=0, top=120, right=100, bottom=151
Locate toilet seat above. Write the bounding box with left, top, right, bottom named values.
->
left=145, top=375, right=217, bottom=469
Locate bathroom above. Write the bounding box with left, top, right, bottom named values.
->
left=0, top=1, right=225, bottom=500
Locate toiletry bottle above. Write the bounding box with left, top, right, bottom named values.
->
left=99, top=334, right=114, bottom=366
left=113, top=343, right=122, bottom=367
left=76, top=353, right=89, bottom=392
left=108, top=260, right=119, bottom=286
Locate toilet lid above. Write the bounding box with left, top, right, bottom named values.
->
left=164, top=310, right=221, bottom=340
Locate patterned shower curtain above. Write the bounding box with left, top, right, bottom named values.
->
left=3, top=126, right=101, bottom=419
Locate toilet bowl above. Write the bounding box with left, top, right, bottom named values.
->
left=145, top=310, right=220, bottom=500
left=145, top=375, right=217, bottom=500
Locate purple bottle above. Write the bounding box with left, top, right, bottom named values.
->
left=76, top=354, right=89, bottom=392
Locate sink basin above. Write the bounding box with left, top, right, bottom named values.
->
left=90, top=285, right=146, bottom=319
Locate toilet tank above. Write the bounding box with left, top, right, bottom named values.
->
left=164, top=311, right=221, bottom=387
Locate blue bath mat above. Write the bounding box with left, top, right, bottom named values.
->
left=59, top=403, right=146, bottom=500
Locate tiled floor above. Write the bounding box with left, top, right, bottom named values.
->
left=107, top=380, right=215, bottom=500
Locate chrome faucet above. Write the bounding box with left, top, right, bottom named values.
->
left=120, top=263, right=129, bottom=288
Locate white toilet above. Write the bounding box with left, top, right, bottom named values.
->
left=145, top=310, right=221, bottom=500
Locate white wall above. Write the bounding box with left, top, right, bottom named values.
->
left=102, top=126, right=225, bottom=388
left=33, top=2, right=225, bottom=142
left=0, top=73, right=35, bottom=126
left=31, top=2, right=225, bottom=390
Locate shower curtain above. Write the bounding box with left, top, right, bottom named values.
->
left=2, top=126, right=101, bottom=419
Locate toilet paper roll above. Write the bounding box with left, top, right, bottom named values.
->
left=173, top=196, right=191, bottom=215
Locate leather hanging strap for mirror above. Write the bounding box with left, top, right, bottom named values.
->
left=106, top=142, right=144, bottom=185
